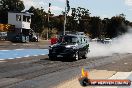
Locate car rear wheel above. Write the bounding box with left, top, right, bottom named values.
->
left=82, top=55, right=87, bottom=59
left=83, top=49, right=89, bottom=59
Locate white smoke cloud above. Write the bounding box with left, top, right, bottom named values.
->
left=125, top=0, right=132, bottom=6
left=87, top=28, right=132, bottom=57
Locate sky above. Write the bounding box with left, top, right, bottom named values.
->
left=22, top=0, right=132, bottom=21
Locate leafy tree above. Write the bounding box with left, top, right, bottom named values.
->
left=66, top=7, right=90, bottom=32
left=28, top=6, right=48, bottom=33
left=106, top=14, right=127, bottom=38
left=0, top=0, right=25, bottom=23
left=54, top=15, right=64, bottom=32
left=102, top=18, right=110, bottom=37
left=89, top=16, right=102, bottom=38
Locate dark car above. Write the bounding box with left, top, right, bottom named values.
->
left=48, top=34, right=90, bottom=61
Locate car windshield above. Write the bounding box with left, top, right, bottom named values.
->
left=58, top=36, right=78, bottom=44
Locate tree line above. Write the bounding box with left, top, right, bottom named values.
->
left=0, top=0, right=132, bottom=39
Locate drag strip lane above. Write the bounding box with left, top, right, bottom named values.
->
left=0, top=49, right=49, bottom=60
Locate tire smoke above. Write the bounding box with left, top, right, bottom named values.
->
left=87, top=29, right=132, bottom=57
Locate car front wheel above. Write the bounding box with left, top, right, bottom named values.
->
left=49, top=56, right=55, bottom=61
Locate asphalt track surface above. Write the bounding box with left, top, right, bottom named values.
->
left=0, top=41, right=132, bottom=88
left=0, top=53, right=132, bottom=88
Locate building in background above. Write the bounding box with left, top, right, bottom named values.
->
left=7, top=12, right=38, bottom=42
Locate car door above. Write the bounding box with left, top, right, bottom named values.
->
left=77, top=37, right=83, bottom=57
left=81, top=37, right=87, bottom=56
left=79, top=37, right=86, bottom=57
left=83, top=37, right=89, bottom=54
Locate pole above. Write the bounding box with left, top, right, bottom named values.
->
left=47, top=12, right=49, bottom=40
left=47, top=3, right=51, bottom=40
left=64, top=0, right=67, bottom=35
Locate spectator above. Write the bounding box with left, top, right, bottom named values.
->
left=50, top=35, right=58, bottom=45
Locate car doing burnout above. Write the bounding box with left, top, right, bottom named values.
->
left=48, top=34, right=90, bottom=61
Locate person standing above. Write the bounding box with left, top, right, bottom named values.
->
left=50, top=35, right=58, bottom=45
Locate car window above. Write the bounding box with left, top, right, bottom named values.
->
left=72, top=37, right=78, bottom=43
left=58, top=36, right=78, bottom=44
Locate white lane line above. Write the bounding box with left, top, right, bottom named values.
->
left=0, top=50, right=9, bottom=51
left=8, top=58, right=14, bottom=59
left=16, top=57, right=22, bottom=58
left=24, top=55, right=30, bottom=57
left=0, top=59, right=4, bottom=60
left=12, top=44, right=17, bottom=45
left=23, top=44, right=34, bottom=45
left=41, top=54, right=46, bottom=55
left=124, top=63, right=128, bottom=65
left=15, top=49, right=24, bottom=50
